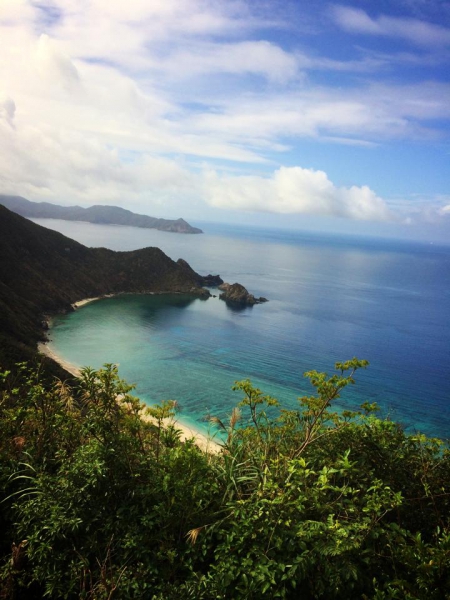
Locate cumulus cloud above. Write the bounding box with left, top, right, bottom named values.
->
left=203, top=166, right=394, bottom=222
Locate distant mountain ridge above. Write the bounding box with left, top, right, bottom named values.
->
left=0, top=204, right=210, bottom=375
left=0, top=194, right=203, bottom=234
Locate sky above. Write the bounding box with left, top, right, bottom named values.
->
left=0, top=0, right=449, bottom=242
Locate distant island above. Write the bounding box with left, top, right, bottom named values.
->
left=0, top=194, right=203, bottom=234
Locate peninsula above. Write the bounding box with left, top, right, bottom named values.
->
left=0, top=204, right=209, bottom=375
left=0, top=194, right=203, bottom=234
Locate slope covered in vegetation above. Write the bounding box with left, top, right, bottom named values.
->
left=0, top=360, right=449, bottom=599
left=0, top=204, right=207, bottom=372
left=1, top=204, right=448, bottom=599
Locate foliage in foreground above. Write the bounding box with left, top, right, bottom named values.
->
left=0, top=360, right=449, bottom=599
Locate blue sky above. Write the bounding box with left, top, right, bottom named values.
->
left=0, top=0, right=449, bottom=241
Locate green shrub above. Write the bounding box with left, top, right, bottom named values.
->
left=1, top=361, right=448, bottom=599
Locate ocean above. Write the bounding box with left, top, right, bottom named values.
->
left=33, top=218, right=450, bottom=440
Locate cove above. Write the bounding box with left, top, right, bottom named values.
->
left=48, top=292, right=309, bottom=437
left=48, top=284, right=450, bottom=440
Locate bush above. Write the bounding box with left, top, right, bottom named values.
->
left=1, top=361, right=448, bottom=599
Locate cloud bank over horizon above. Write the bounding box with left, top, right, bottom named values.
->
left=0, top=1, right=448, bottom=238
left=204, top=167, right=394, bottom=222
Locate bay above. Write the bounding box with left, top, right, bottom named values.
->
left=34, top=218, right=450, bottom=440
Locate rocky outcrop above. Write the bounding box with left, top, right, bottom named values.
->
left=176, top=258, right=223, bottom=287
left=218, top=282, right=268, bottom=306
left=200, top=273, right=224, bottom=287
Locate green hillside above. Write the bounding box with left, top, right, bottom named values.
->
left=0, top=361, right=449, bottom=599
left=0, top=204, right=207, bottom=372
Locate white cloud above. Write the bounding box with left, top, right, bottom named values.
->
left=0, top=95, right=396, bottom=224
left=333, top=5, right=450, bottom=47
left=158, top=41, right=299, bottom=84
left=40, top=0, right=266, bottom=73
left=0, top=95, right=16, bottom=127
left=35, top=34, right=80, bottom=89
left=203, top=166, right=394, bottom=221
left=187, top=81, right=450, bottom=148
left=0, top=108, right=199, bottom=208
left=0, top=0, right=447, bottom=233
left=0, top=0, right=35, bottom=23
left=385, top=195, right=450, bottom=225
left=84, top=0, right=251, bottom=34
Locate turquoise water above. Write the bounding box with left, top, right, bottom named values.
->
left=39, top=219, right=450, bottom=440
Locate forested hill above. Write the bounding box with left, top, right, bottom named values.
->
left=0, top=204, right=207, bottom=371
left=0, top=194, right=203, bottom=234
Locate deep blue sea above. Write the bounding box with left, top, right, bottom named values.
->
left=33, top=218, right=450, bottom=440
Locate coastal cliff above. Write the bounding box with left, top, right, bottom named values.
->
left=0, top=204, right=208, bottom=373
left=176, top=258, right=223, bottom=287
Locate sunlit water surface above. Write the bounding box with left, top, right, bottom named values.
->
left=34, top=218, right=450, bottom=440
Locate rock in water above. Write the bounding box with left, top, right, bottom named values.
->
left=219, top=282, right=268, bottom=306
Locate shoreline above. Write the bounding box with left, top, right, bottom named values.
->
left=71, top=289, right=210, bottom=311
left=72, top=296, right=105, bottom=309
left=38, top=311, right=222, bottom=454
left=38, top=341, right=82, bottom=378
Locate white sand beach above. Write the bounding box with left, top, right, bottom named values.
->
left=38, top=341, right=82, bottom=377
left=141, top=413, right=222, bottom=455
left=72, top=296, right=105, bottom=309
left=38, top=325, right=222, bottom=455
